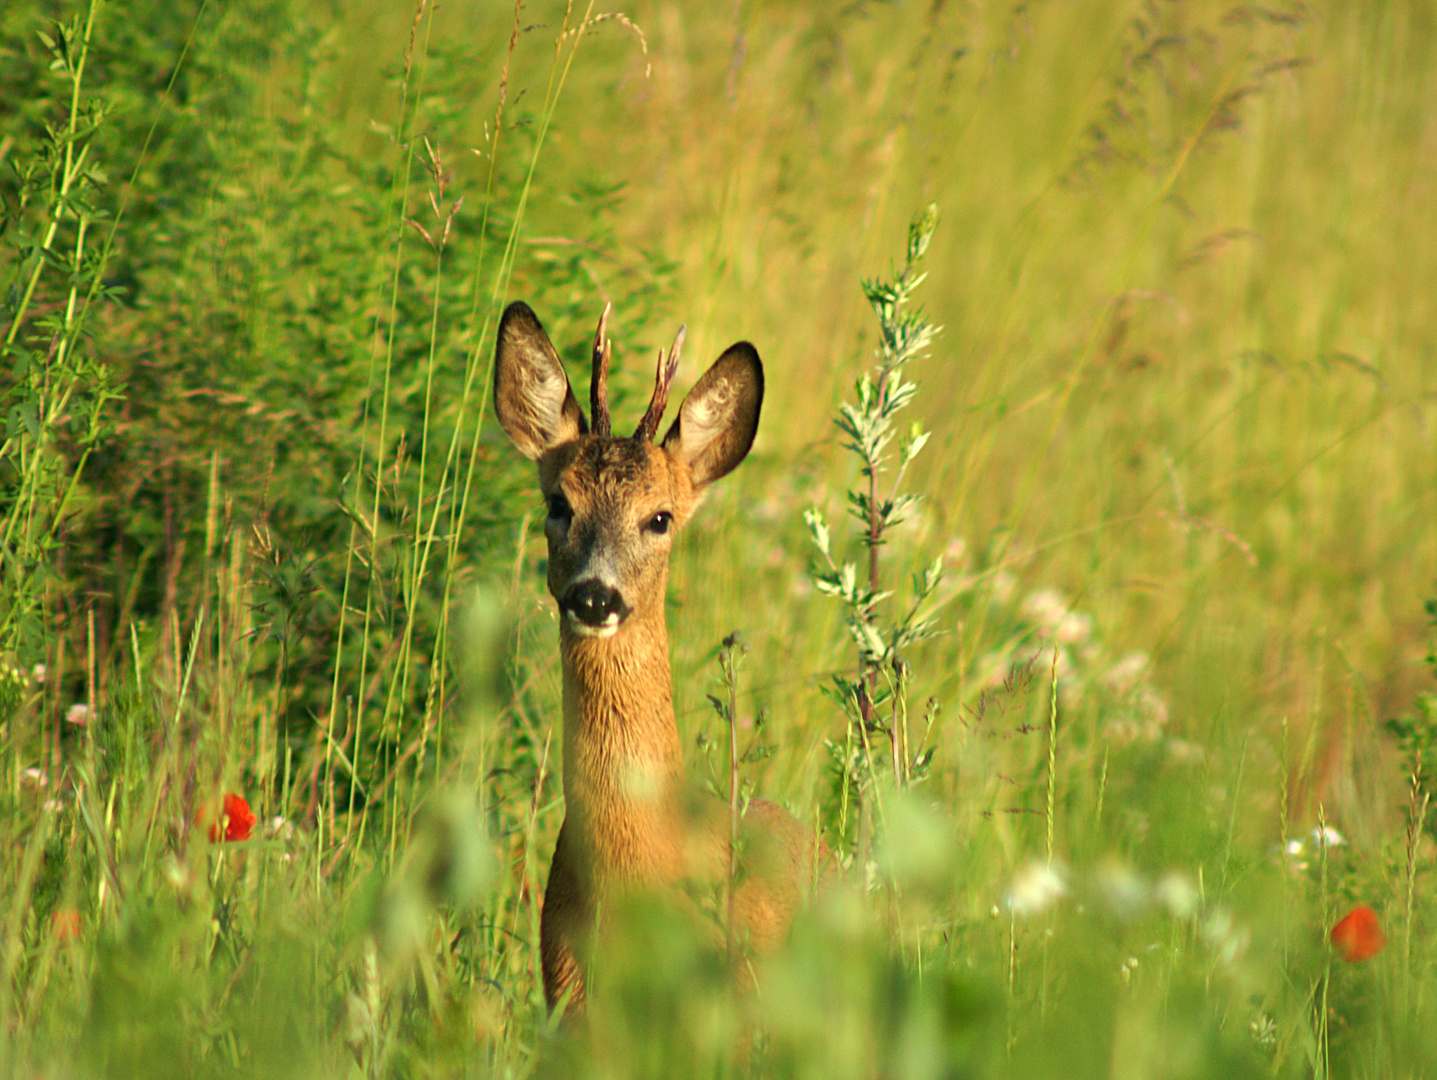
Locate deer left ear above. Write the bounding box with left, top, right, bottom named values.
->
left=494, top=301, right=589, bottom=460
left=661, top=342, right=763, bottom=489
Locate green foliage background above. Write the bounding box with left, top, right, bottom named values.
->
left=1, top=0, right=1435, bottom=1076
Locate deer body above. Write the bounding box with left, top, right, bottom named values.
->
left=494, top=301, right=819, bottom=1012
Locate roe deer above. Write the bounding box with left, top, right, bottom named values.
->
left=493, top=300, right=823, bottom=1012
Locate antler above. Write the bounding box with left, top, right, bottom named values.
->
left=634, top=324, right=685, bottom=442
left=589, top=302, right=613, bottom=437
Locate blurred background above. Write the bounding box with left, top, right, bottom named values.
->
left=2, top=0, right=1436, bottom=1075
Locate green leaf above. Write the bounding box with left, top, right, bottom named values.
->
left=804, top=506, right=831, bottom=559
left=906, top=203, right=939, bottom=265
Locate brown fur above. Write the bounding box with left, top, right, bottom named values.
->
left=494, top=301, right=822, bottom=1013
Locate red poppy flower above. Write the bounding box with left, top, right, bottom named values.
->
left=1331, top=904, right=1385, bottom=963
left=202, top=792, right=257, bottom=842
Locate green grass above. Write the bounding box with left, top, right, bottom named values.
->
left=2, top=0, right=1436, bottom=1076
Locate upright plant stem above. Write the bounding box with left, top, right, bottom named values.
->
left=1045, top=647, right=1058, bottom=864
left=723, top=639, right=741, bottom=959
left=345, top=0, right=434, bottom=861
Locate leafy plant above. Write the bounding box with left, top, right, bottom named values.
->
left=1384, top=599, right=1437, bottom=823
left=0, top=0, right=120, bottom=661
left=806, top=204, right=944, bottom=867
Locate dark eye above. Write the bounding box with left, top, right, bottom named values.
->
left=646, top=511, right=673, bottom=535
left=547, top=494, right=572, bottom=522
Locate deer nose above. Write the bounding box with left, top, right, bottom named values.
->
left=560, top=579, right=630, bottom=630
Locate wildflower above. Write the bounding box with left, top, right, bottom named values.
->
left=20, top=767, right=47, bottom=790
left=1055, top=611, right=1093, bottom=645
left=1154, top=871, right=1199, bottom=919
left=1104, top=714, right=1142, bottom=744
left=1021, top=589, right=1069, bottom=632
left=65, top=703, right=89, bottom=726
left=1004, top=859, right=1068, bottom=917
left=161, top=854, right=193, bottom=892
left=201, top=792, right=257, bottom=842
left=1094, top=857, right=1149, bottom=918
left=1164, top=738, right=1206, bottom=765
left=990, top=570, right=1016, bottom=603
left=1102, top=652, right=1150, bottom=695
left=1331, top=905, right=1385, bottom=963
left=49, top=910, right=83, bottom=941
left=1134, top=686, right=1170, bottom=735
left=1309, top=826, right=1346, bottom=849
left=30, top=664, right=46, bottom=684
left=1202, top=907, right=1250, bottom=965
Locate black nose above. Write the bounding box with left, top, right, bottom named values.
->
left=560, top=580, right=630, bottom=628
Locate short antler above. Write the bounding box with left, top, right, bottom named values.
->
left=634, top=324, right=685, bottom=442
left=590, top=302, right=613, bottom=437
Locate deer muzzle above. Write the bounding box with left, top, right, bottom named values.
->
left=560, top=579, right=631, bottom=637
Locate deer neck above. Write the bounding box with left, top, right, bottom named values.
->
left=559, top=605, right=686, bottom=883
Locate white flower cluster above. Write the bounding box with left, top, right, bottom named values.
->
left=1001, top=860, right=1202, bottom=922
left=1004, top=859, right=1070, bottom=916
left=960, top=572, right=1177, bottom=749
left=1277, top=826, right=1346, bottom=873
left=1000, top=856, right=1250, bottom=969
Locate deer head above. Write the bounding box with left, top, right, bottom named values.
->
left=494, top=301, right=763, bottom=639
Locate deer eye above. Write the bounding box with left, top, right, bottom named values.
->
left=547, top=494, right=572, bottom=522
left=645, top=511, right=673, bottom=535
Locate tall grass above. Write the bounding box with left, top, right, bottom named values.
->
left=2, top=0, right=1436, bottom=1076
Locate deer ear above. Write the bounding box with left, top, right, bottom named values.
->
left=661, top=342, right=763, bottom=489
left=494, top=301, right=588, bottom=460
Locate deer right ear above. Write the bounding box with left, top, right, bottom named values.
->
left=661, top=342, right=763, bottom=490
left=494, top=301, right=588, bottom=460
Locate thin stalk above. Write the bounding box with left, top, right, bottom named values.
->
left=417, top=0, right=602, bottom=824
left=837, top=720, right=854, bottom=855
left=1280, top=715, right=1290, bottom=968
left=318, top=0, right=437, bottom=858
left=0, top=813, right=56, bottom=1071
left=889, top=672, right=903, bottom=788
left=447, top=0, right=602, bottom=547
left=1094, top=743, right=1109, bottom=828
left=419, top=120, right=546, bottom=785
left=347, top=0, right=435, bottom=860
left=854, top=696, right=887, bottom=875
left=1045, top=647, right=1058, bottom=864
left=425, top=6, right=525, bottom=749
left=1403, top=770, right=1428, bottom=986
left=381, top=215, right=448, bottom=778
left=723, top=638, right=742, bottom=959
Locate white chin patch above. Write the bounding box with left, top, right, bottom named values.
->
left=567, top=610, right=620, bottom=638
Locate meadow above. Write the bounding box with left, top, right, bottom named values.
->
left=2, top=0, right=1436, bottom=1075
